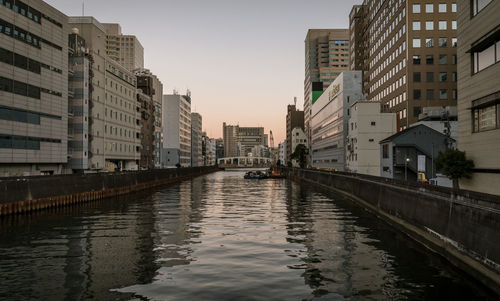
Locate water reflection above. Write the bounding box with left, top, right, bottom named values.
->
left=0, top=172, right=495, bottom=301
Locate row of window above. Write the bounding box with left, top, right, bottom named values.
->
left=413, top=54, right=457, bottom=65
left=472, top=102, right=500, bottom=133
left=472, top=40, right=500, bottom=74
left=414, top=89, right=457, bottom=101
left=0, top=47, right=62, bottom=74
left=0, top=18, right=62, bottom=50
left=0, top=134, right=61, bottom=150
left=0, top=76, right=61, bottom=99
left=0, top=0, right=62, bottom=27
left=412, top=20, right=457, bottom=31
left=412, top=3, right=457, bottom=14
left=413, top=71, right=457, bottom=83
left=413, top=37, right=457, bottom=48
left=0, top=105, right=60, bottom=125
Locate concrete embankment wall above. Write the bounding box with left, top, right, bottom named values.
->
left=0, top=167, right=218, bottom=216
left=285, top=168, right=500, bottom=294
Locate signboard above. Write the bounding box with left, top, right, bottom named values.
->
left=418, top=155, right=426, bottom=172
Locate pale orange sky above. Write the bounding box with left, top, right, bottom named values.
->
left=47, top=0, right=361, bottom=143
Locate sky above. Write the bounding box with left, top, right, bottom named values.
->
left=46, top=0, right=361, bottom=143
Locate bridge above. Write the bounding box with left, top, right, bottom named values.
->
left=218, top=157, right=273, bottom=169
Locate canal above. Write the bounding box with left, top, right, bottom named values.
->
left=0, top=171, right=495, bottom=300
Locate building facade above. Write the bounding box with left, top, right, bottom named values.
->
left=311, top=71, right=363, bottom=170
left=69, top=17, right=141, bottom=172
left=456, top=0, right=500, bottom=195
left=290, top=127, right=307, bottom=157
left=346, top=101, right=396, bottom=176
left=304, top=29, right=350, bottom=164
left=286, top=104, right=304, bottom=162
left=138, top=90, right=154, bottom=170
left=103, top=23, right=144, bottom=71
left=0, top=0, right=68, bottom=176
left=191, top=112, right=202, bottom=167
left=350, top=0, right=458, bottom=131
left=222, top=123, right=265, bottom=157
left=279, top=141, right=286, bottom=165
left=162, top=93, right=191, bottom=167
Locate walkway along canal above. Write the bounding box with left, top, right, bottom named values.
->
left=0, top=171, right=497, bottom=300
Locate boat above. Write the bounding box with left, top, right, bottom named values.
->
left=244, top=170, right=268, bottom=179
left=269, top=166, right=286, bottom=179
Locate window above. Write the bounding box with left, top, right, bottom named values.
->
left=413, top=4, right=421, bottom=13
left=452, top=72, right=457, bottom=82
left=426, top=72, right=434, bottom=82
left=426, top=3, right=434, bottom=13
left=452, top=89, right=457, bottom=100
left=414, top=89, right=421, bottom=100
left=472, top=102, right=498, bottom=132
left=426, top=89, right=434, bottom=100
left=439, top=3, right=447, bottom=12
left=452, top=38, right=457, bottom=47
left=414, top=107, right=422, bottom=117
left=383, top=144, right=389, bottom=158
left=426, top=38, right=434, bottom=48
left=439, top=38, right=447, bottom=47
left=439, top=72, right=447, bottom=82
left=452, top=3, right=457, bottom=12
left=439, top=55, right=447, bottom=64
left=413, top=21, right=421, bottom=30
left=413, top=72, right=421, bottom=82
left=425, top=21, right=434, bottom=30
left=439, top=89, right=448, bottom=100
left=439, top=21, right=447, bottom=30
left=426, top=55, right=434, bottom=64
left=413, top=55, right=421, bottom=64
left=452, top=21, right=457, bottom=30
left=472, top=0, right=493, bottom=16
left=473, top=41, right=498, bottom=73
left=413, top=38, right=421, bottom=48
left=452, top=54, right=457, bottom=64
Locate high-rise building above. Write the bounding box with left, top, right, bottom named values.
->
left=162, top=93, right=191, bottom=167
left=0, top=0, right=68, bottom=176
left=103, top=23, right=144, bottom=71
left=135, top=68, right=163, bottom=168
left=350, top=0, right=457, bottom=131
left=69, top=17, right=141, bottom=172
left=222, top=123, right=265, bottom=157
left=456, top=0, right=500, bottom=195
left=304, top=29, right=350, bottom=165
left=286, top=104, right=304, bottom=162
left=191, top=112, right=202, bottom=167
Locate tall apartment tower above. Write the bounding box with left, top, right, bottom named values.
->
left=456, top=0, right=499, bottom=195
left=103, top=23, right=144, bottom=71
left=350, top=0, right=457, bottom=131
left=222, top=122, right=238, bottom=157
left=304, top=29, right=350, bottom=162
left=135, top=68, right=163, bottom=168
left=191, top=112, right=202, bottom=167
left=286, top=104, right=304, bottom=162
left=0, top=0, right=68, bottom=176
left=69, top=17, right=141, bottom=171
left=162, top=93, right=191, bottom=167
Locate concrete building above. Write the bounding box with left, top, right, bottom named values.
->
left=290, top=127, right=307, bottom=157
left=135, top=68, right=163, bottom=168
left=380, top=124, right=454, bottom=181
left=191, top=112, right=202, bottom=167
left=286, top=104, right=304, bottom=162
left=0, top=0, right=68, bottom=176
left=162, top=93, right=191, bottom=167
left=103, top=23, right=143, bottom=71
left=69, top=17, right=141, bottom=172
left=137, top=90, right=154, bottom=170
left=346, top=101, right=396, bottom=176
left=311, top=71, right=363, bottom=170
left=304, top=29, right=350, bottom=164
left=456, top=0, right=500, bottom=195
left=349, top=0, right=458, bottom=130
left=412, top=106, right=457, bottom=142
left=222, top=123, right=265, bottom=157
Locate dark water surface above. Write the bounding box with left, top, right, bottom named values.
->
left=0, top=171, right=495, bottom=300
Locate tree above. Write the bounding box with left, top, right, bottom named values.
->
left=290, top=144, right=307, bottom=168
left=435, top=148, right=474, bottom=190
left=276, top=159, right=281, bottom=166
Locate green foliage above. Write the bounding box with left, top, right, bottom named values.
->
left=290, top=144, right=307, bottom=168
left=435, top=149, right=474, bottom=189
left=276, top=159, right=281, bottom=166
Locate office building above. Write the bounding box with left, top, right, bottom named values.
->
left=222, top=123, right=265, bottom=157
left=346, top=101, right=396, bottom=176
left=350, top=0, right=457, bottom=130
left=0, top=0, right=68, bottom=176
left=191, top=112, right=202, bottom=167
left=137, top=90, right=154, bottom=170
left=135, top=68, right=163, bottom=167
left=286, top=104, right=304, bottom=162
left=311, top=71, right=363, bottom=170
left=162, top=93, right=191, bottom=167
left=304, top=29, right=350, bottom=164
left=103, top=23, right=143, bottom=71
left=456, top=0, right=500, bottom=195
left=69, top=17, right=141, bottom=172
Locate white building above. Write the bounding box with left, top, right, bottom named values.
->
left=103, top=23, right=144, bottom=71
left=162, top=93, right=191, bottom=167
left=311, top=71, right=363, bottom=170
left=346, top=101, right=396, bottom=176
left=191, top=112, right=202, bottom=167
left=279, top=141, right=286, bottom=165
left=290, top=127, right=307, bottom=155
left=206, top=138, right=216, bottom=166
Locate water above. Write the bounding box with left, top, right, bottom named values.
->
left=0, top=171, right=495, bottom=300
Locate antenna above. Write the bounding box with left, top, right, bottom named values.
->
left=294, top=97, right=297, bottom=107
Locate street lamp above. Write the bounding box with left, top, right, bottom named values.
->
left=405, top=157, right=410, bottom=181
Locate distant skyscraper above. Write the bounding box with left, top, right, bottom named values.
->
left=191, top=112, right=202, bottom=167
left=222, top=123, right=265, bottom=157
left=103, top=23, right=144, bottom=71
left=162, top=93, right=191, bottom=167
